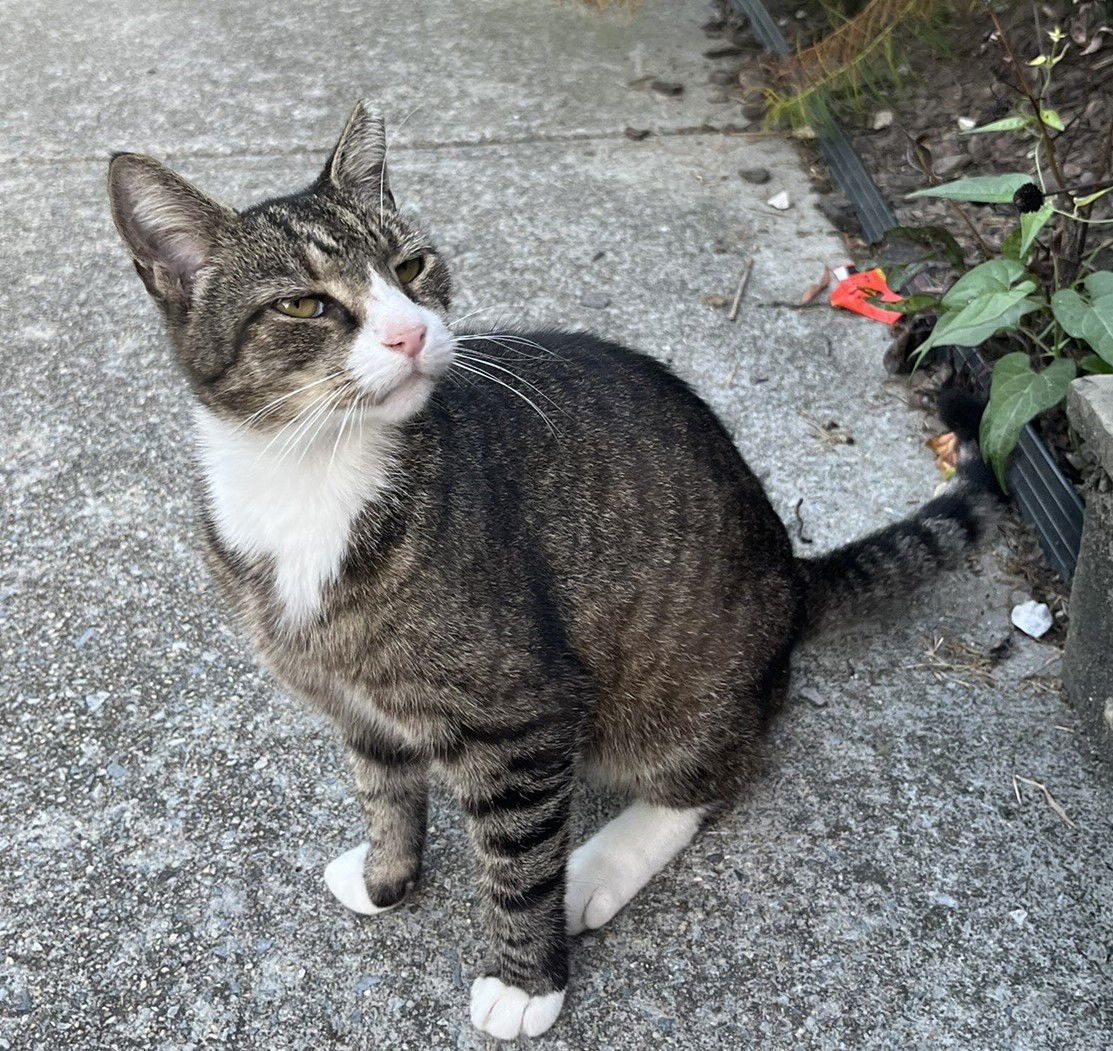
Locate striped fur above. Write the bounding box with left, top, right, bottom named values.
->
left=799, top=391, right=1002, bottom=629
left=107, top=103, right=1002, bottom=1040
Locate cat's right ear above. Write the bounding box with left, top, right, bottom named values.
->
left=107, top=154, right=234, bottom=307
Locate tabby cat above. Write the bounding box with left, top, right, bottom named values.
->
left=106, top=101, right=998, bottom=1040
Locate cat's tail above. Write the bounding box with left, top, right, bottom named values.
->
left=796, top=390, right=1004, bottom=632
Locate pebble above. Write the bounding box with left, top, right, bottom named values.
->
left=799, top=686, right=828, bottom=709
left=741, top=101, right=766, bottom=121
left=1011, top=600, right=1053, bottom=638
left=580, top=293, right=611, bottom=310
left=957, top=116, right=977, bottom=131
left=871, top=110, right=894, bottom=130
left=650, top=79, right=684, bottom=97
left=624, top=127, right=650, bottom=141
left=766, top=191, right=792, bottom=210
left=739, top=166, right=771, bottom=184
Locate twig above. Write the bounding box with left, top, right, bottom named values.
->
left=794, top=498, right=814, bottom=544
left=728, top=258, right=755, bottom=322
left=1014, top=775, right=1077, bottom=829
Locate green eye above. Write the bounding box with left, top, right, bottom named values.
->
left=274, top=296, right=325, bottom=319
left=394, top=256, right=425, bottom=284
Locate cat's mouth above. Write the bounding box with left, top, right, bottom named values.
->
left=365, top=370, right=430, bottom=407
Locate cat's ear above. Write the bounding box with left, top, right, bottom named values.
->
left=326, top=100, right=393, bottom=207
left=107, top=153, right=234, bottom=306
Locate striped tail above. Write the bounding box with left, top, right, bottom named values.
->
left=798, top=390, right=1004, bottom=630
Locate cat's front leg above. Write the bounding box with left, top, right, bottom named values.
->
left=451, top=739, right=574, bottom=1040
left=325, top=738, right=428, bottom=914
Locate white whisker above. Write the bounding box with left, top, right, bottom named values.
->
left=292, top=384, right=353, bottom=465
left=236, top=370, right=347, bottom=432
left=454, top=351, right=567, bottom=417
left=272, top=385, right=345, bottom=464
left=452, top=360, right=559, bottom=436
left=258, top=386, right=338, bottom=460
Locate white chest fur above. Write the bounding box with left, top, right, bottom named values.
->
left=193, top=406, right=395, bottom=627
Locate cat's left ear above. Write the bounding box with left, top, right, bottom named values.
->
left=326, top=100, right=394, bottom=207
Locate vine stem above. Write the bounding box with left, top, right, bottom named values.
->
left=986, top=6, right=1067, bottom=191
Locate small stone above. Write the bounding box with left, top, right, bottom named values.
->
left=1011, top=600, right=1053, bottom=638
left=85, top=691, right=109, bottom=712
left=624, top=127, right=650, bottom=141
left=957, top=116, right=977, bottom=131
left=929, top=891, right=958, bottom=909
left=650, top=79, right=684, bottom=97
left=739, top=166, right=771, bottom=184
left=933, top=154, right=972, bottom=177
left=871, top=109, right=894, bottom=130
left=741, top=101, right=766, bottom=121
left=105, top=761, right=127, bottom=783
left=766, top=191, right=792, bottom=210
left=799, top=686, right=827, bottom=709
left=1009, top=908, right=1028, bottom=927
left=791, top=125, right=817, bottom=140
left=580, top=293, right=611, bottom=310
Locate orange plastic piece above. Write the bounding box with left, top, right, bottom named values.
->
left=829, top=268, right=902, bottom=324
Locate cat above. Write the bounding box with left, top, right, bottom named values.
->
left=106, top=101, right=1000, bottom=1040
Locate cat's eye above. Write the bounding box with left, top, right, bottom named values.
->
left=395, top=256, right=425, bottom=284
left=274, top=296, right=326, bottom=319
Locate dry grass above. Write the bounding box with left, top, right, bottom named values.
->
left=908, top=635, right=996, bottom=689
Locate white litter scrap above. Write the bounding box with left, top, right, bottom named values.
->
left=766, top=190, right=791, bottom=210
left=1011, top=600, right=1053, bottom=638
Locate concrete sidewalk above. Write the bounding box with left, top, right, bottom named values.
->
left=1, top=1, right=1109, bottom=1048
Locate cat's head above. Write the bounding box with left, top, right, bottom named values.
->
left=107, top=101, right=455, bottom=430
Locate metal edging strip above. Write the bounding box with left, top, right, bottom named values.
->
left=729, top=0, right=1084, bottom=578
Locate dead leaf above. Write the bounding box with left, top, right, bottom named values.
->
left=702, top=294, right=731, bottom=310
left=799, top=265, right=832, bottom=305
left=926, top=431, right=959, bottom=478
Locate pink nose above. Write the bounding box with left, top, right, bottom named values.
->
left=382, top=322, right=427, bottom=359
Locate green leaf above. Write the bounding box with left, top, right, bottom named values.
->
left=1084, top=271, right=1113, bottom=298
left=1075, top=186, right=1113, bottom=208
left=1039, top=108, right=1065, bottom=131
left=1019, top=202, right=1054, bottom=256
left=907, top=173, right=1031, bottom=203
left=1051, top=286, right=1113, bottom=364
left=961, top=115, right=1031, bottom=134
left=942, top=259, right=1028, bottom=307
left=1081, top=354, right=1113, bottom=375
left=980, top=354, right=1077, bottom=489
left=917, top=292, right=1041, bottom=357
left=1028, top=53, right=1049, bottom=66
left=1000, top=228, right=1022, bottom=260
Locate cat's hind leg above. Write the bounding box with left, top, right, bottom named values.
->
left=564, top=801, right=708, bottom=935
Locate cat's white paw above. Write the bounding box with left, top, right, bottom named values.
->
left=565, top=841, right=633, bottom=934
left=565, top=803, right=704, bottom=935
left=323, top=843, right=398, bottom=916
left=470, top=976, right=565, bottom=1040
